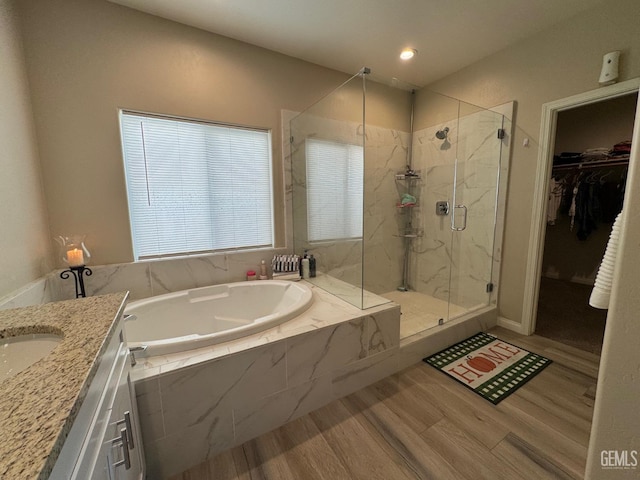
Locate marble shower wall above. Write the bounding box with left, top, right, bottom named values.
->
left=411, top=109, right=505, bottom=310
left=363, top=127, right=412, bottom=295
left=290, top=111, right=410, bottom=300
left=410, top=119, right=456, bottom=304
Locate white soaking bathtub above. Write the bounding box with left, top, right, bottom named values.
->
left=124, top=280, right=313, bottom=357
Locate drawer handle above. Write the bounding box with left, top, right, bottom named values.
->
left=111, top=428, right=131, bottom=470
left=116, top=411, right=135, bottom=449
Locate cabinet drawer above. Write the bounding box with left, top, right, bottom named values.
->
left=70, top=340, right=129, bottom=479
left=101, top=370, right=143, bottom=479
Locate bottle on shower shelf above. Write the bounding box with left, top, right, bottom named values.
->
left=301, top=250, right=310, bottom=279
left=259, top=260, right=268, bottom=280
left=299, top=250, right=308, bottom=277
left=309, top=254, right=316, bottom=278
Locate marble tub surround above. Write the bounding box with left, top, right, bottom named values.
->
left=0, top=292, right=128, bottom=480
left=54, top=247, right=287, bottom=301
left=0, top=271, right=60, bottom=310
left=136, top=280, right=499, bottom=479
left=133, top=281, right=401, bottom=479
left=131, top=281, right=395, bottom=380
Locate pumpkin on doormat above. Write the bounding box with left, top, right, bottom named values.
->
left=466, top=355, right=496, bottom=373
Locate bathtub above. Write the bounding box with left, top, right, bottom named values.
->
left=124, top=280, right=313, bottom=357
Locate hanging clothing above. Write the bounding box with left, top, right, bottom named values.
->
left=575, top=179, right=601, bottom=240
left=547, top=177, right=564, bottom=225
left=568, top=185, right=578, bottom=231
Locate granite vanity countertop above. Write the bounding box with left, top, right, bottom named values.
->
left=0, top=292, right=128, bottom=480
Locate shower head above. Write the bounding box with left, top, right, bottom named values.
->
left=435, top=127, right=449, bottom=140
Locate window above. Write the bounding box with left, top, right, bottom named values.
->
left=306, top=139, right=363, bottom=242
left=120, top=111, right=273, bottom=260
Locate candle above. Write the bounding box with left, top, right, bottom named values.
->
left=67, top=248, right=84, bottom=267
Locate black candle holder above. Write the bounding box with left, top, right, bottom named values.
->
left=60, top=265, right=93, bottom=298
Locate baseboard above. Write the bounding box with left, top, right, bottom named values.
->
left=497, top=316, right=530, bottom=335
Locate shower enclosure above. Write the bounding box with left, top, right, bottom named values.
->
left=290, top=69, right=507, bottom=339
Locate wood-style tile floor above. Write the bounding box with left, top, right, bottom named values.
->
left=169, top=327, right=599, bottom=480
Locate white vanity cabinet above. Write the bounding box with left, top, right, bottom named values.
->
left=49, top=311, right=144, bottom=480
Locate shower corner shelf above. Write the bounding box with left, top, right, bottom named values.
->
left=396, top=202, right=418, bottom=209
left=395, top=229, right=424, bottom=239
left=395, top=173, right=421, bottom=181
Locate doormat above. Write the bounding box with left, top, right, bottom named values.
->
left=423, top=332, right=552, bottom=405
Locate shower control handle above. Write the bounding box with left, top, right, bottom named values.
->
left=451, top=205, right=468, bottom=231
left=435, top=201, right=449, bottom=216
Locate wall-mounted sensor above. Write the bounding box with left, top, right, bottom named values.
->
left=599, top=51, right=620, bottom=86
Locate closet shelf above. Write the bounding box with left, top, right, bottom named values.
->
left=552, top=155, right=630, bottom=171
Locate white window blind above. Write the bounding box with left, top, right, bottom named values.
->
left=306, top=138, right=363, bottom=242
left=120, top=111, right=273, bottom=260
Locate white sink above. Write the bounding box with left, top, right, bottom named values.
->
left=1, top=333, right=63, bottom=381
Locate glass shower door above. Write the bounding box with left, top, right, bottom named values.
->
left=447, top=103, right=505, bottom=319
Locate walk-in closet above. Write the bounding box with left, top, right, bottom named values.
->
left=536, top=92, right=638, bottom=354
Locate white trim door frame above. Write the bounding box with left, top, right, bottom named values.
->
left=521, top=78, right=640, bottom=335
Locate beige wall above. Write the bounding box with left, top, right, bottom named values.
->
left=0, top=0, right=52, bottom=299
left=425, top=0, right=640, bottom=323
left=15, top=0, right=353, bottom=266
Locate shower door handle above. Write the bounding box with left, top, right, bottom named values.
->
left=451, top=205, right=467, bottom=231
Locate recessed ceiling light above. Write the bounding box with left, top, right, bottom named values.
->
left=400, top=48, right=417, bottom=60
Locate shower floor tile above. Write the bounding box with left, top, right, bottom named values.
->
left=307, top=274, right=391, bottom=309
left=382, top=291, right=471, bottom=339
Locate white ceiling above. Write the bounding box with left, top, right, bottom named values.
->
left=108, top=0, right=607, bottom=87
